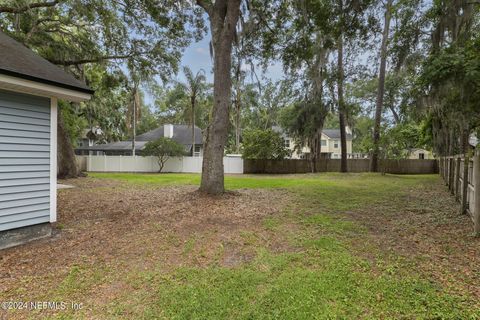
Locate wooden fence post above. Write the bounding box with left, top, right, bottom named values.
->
left=446, top=157, right=450, bottom=187
left=442, top=157, right=446, bottom=181
left=473, top=149, right=480, bottom=236
left=449, top=157, right=455, bottom=194
left=461, top=156, right=470, bottom=215
left=444, top=157, right=448, bottom=185
left=455, top=157, right=461, bottom=200
left=440, top=157, right=444, bottom=180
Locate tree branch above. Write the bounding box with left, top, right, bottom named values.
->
left=0, top=0, right=59, bottom=14
left=47, top=53, right=139, bottom=66
left=196, top=0, right=212, bottom=16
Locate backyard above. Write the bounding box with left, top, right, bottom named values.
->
left=1, top=173, right=480, bottom=319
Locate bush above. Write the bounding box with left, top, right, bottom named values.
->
left=242, top=129, right=290, bottom=160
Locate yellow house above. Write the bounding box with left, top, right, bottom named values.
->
left=407, top=148, right=434, bottom=159
left=276, top=127, right=353, bottom=159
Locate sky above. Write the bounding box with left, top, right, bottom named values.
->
left=144, top=34, right=284, bottom=107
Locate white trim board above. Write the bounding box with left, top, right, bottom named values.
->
left=0, top=74, right=91, bottom=102
left=50, top=97, right=58, bottom=223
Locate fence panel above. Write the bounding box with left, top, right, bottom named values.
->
left=440, top=151, right=480, bottom=235
left=243, top=159, right=438, bottom=174
left=78, top=155, right=243, bottom=174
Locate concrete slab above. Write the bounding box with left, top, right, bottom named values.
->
left=0, top=223, right=52, bottom=250
left=57, top=183, right=75, bottom=189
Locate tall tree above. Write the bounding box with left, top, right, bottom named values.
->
left=336, top=1, right=347, bottom=172
left=371, top=0, right=393, bottom=172
left=334, top=0, right=375, bottom=172
left=232, top=52, right=245, bottom=153
left=179, top=66, right=206, bottom=156
left=251, top=1, right=336, bottom=169
left=417, top=0, right=479, bottom=157
left=196, top=0, right=242, bottom=194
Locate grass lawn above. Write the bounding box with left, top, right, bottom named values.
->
left=2, top=173, right=479, bottom=319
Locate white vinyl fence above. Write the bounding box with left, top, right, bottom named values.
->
left=76, top=155, right=244, bottom=174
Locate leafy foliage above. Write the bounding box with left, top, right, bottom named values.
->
left=242, top=129, right=290, bottom=160
left=59, top=101, right=88, bottom=147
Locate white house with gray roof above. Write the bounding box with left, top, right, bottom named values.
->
left=79, top=124, right=203, bottom=156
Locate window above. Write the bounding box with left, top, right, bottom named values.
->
left=334, top=140, right=339, bottom=148
left=284, top=139, right=290, bottom=148
left=193, top=145, right=201, bottom=157
left=321, top=140, right=326, bottom=147
left=419, top=153, right=425, bottom=159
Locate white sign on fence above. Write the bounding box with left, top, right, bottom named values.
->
left=77, top=155, right=244, bottom=174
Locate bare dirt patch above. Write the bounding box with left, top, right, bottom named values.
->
left=0, top=177, right=290, bottom=318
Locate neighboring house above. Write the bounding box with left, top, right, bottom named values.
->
left=407, top=148, right=434, bottom=160
left=0, top=30, right=93, bottom=249
left=79, top=124, right=203, bottom=156
left=76, top=127, right=104, bottom=155
left=274, top=126, right=353, bottom=159
left=78, top=127, right=103, bottom=148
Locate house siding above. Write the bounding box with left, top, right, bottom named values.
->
left=0, top=90, right=51, bottom=231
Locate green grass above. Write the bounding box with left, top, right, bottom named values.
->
left=89, top=171, right=434, bottom=191
left=73, top=173, right=478, bottom=318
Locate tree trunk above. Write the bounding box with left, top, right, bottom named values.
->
left=132, top=91, right=136, bottom=156
left=311, top=127, right=323, bottom=173
left=158, top=159, right=165, bottom=173
left=192, top=98, right=195, bottom=156
left=336, top=9, right=347, bottom=173
left=57, top=107, right=80, bottom=179
left=235, top=92, right=241, bottom=154
left=461, top=126, right=470, bottom=214
left=199, top=0, right=241, bottom=194
left=370, top=0, right=392, bottom=172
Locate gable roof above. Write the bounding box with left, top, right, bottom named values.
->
left=0, top=30, right=93, bottom=94
left=322, top=129, right=352, bottom=140
left=137, top=125, right=203, bottom=144
left=79, top=125, right=203, bottom=152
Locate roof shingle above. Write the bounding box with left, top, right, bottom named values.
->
left=0, top=30, right=93, bottom=94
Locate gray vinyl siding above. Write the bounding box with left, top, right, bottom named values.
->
left=0, top=90, right=51, bottom=231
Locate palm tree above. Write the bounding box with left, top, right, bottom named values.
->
left=126, top=82, right=142, bottom=156
left=179, top=66, right=206, bottom=156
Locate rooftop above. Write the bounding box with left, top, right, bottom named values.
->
left=0, top=30, right=93, bottom=94
left=80, top=125, right=203, bottom=152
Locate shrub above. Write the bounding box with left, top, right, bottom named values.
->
left=242, top=129, right=290, bottom=160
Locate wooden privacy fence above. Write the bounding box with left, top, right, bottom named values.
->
left=244, top=159, right=438, bottom=175
left=439, top=150, right=480, bottom=235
